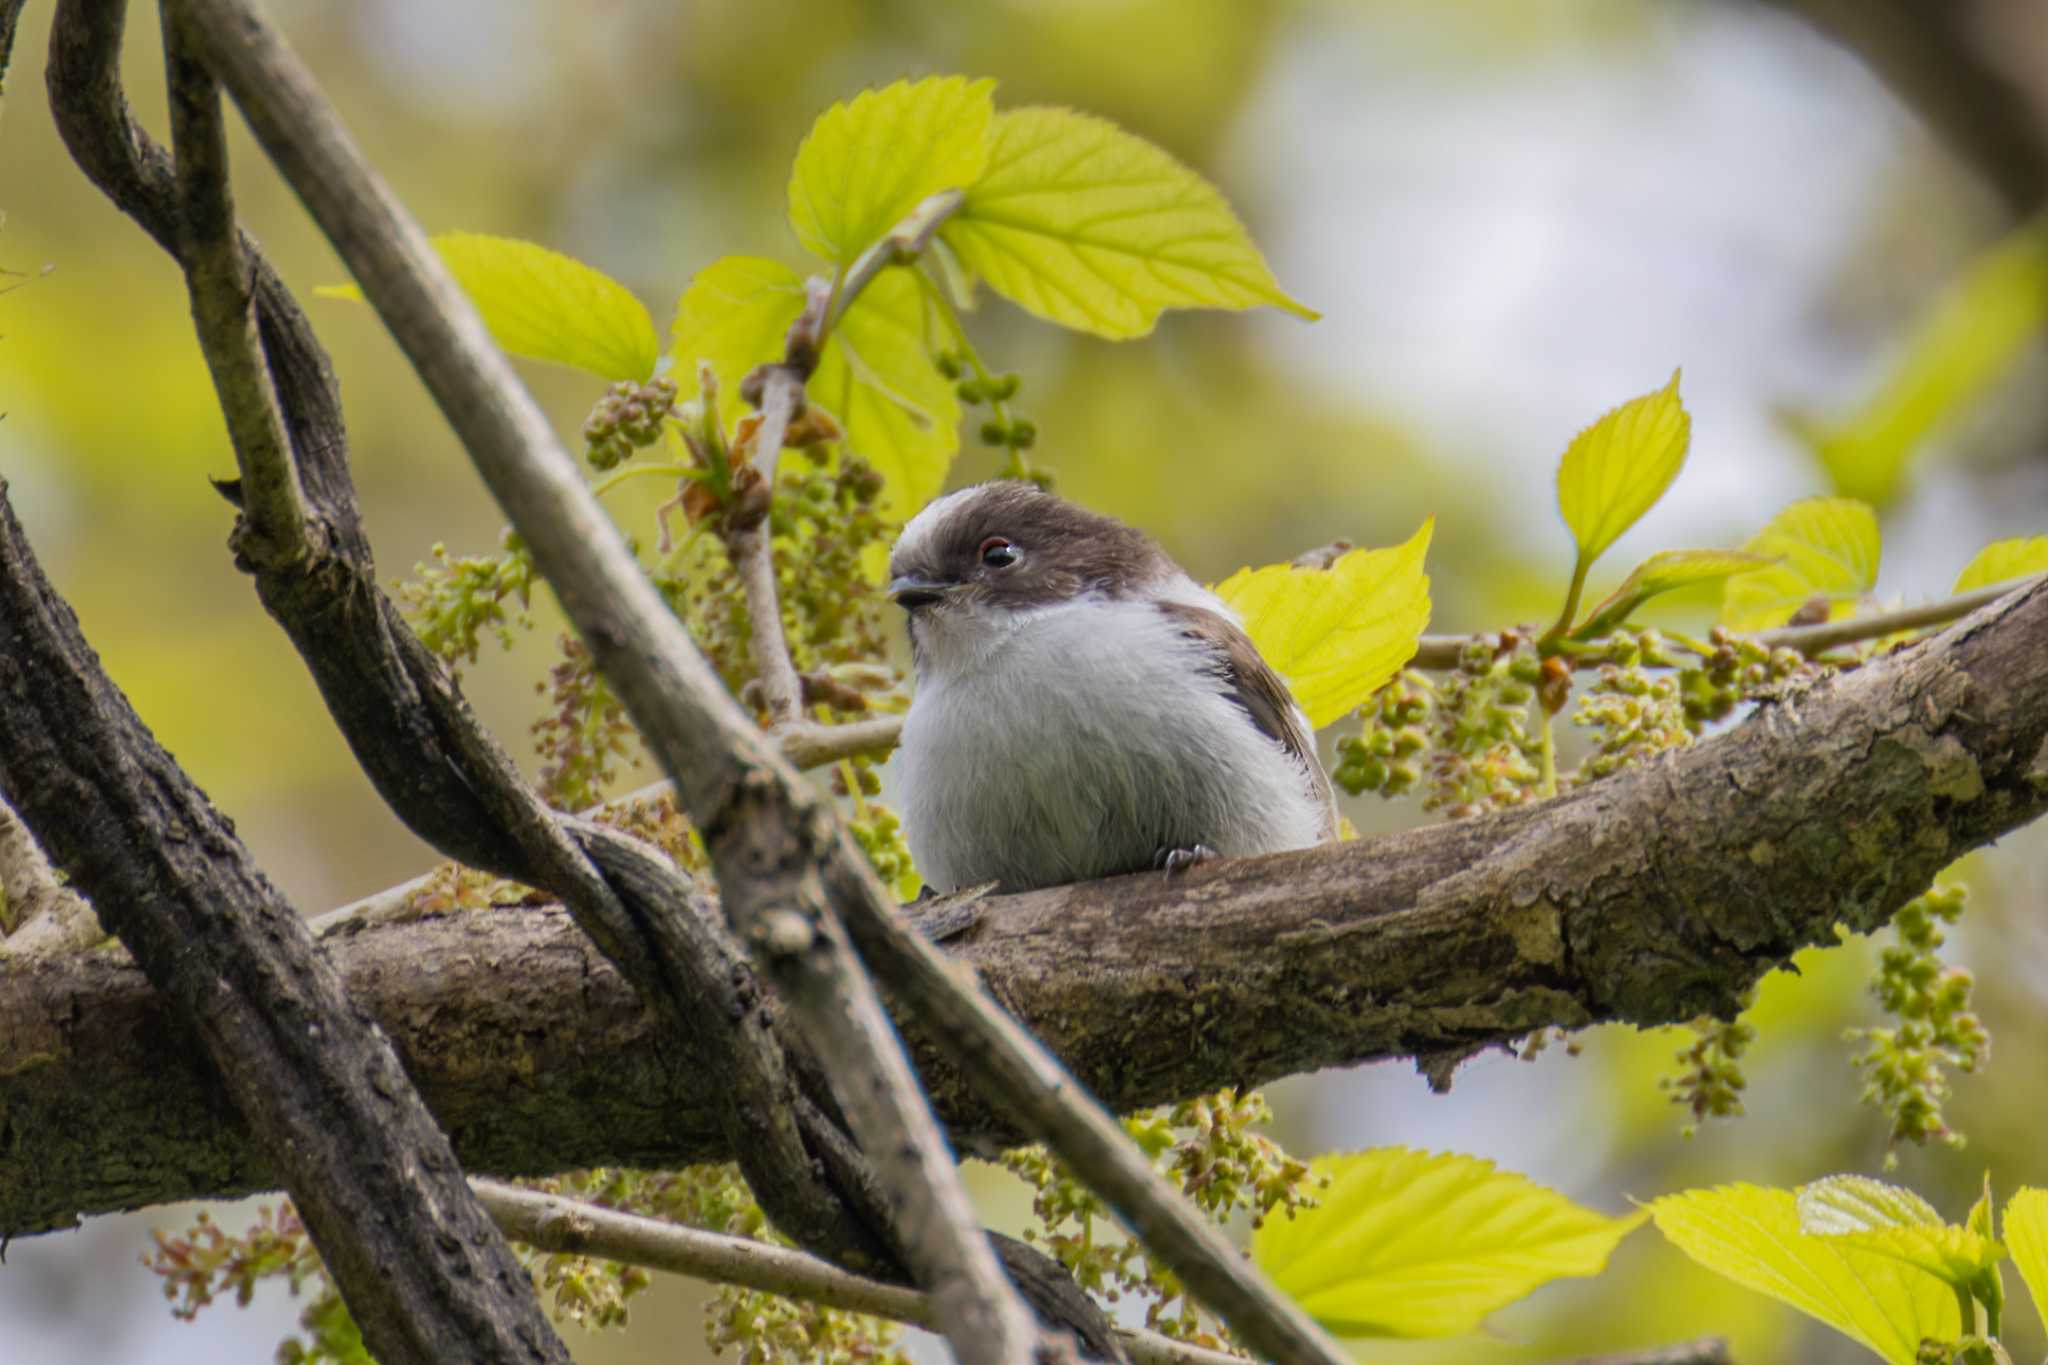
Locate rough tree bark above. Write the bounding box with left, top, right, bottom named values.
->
left=7, top=576, right=2045, bottom=1236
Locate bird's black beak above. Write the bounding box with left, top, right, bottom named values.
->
left=888, top=575, right=953, bottom=610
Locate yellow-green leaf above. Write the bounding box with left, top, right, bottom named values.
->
left=941, top=106, right=1315, bottom=340
left=1252, top=1148, right=1643, bottom=1339
left=1798, top=1176, right=2003, bottom=1290
left=1573, top=548, right=1776, bottom=638
left=669, top=255, right=809, bottom=401
left=787, top=76, right=995, bottom=266
left=809, top=268, right=959, bottom=520
left=321, top=232, right=658, bottom=382
left=2004, top=1188, right=2048, bottom=1339
left=1556, top=370, right=1690, bottom=570
left=1790, top=217, right=2048, bottom=508
left=1720, top=496, right=1881, bottom=631
left=1212, top=521, right=1432, bottom=730
left=1652, top=1183, right=1961, bottom=1363
left=669, top=259, right=960, bottom=519
left=1952, top=536, right=2048, bottom=594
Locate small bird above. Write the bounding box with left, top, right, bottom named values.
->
left=888, top=481, right=1337, bottom=893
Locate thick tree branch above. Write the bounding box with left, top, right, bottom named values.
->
left=0, top=477, right=570, bottom=1365
left=8, top=579, right=2044, bottom=1236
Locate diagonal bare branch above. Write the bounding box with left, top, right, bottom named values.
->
left=163, top=0, right=1047, bottom=1356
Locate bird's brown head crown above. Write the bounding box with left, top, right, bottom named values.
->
left=887, top=481, right=1175, bottom=613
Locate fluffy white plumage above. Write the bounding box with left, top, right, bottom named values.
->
left=891, top=485, right=1334, bottom=892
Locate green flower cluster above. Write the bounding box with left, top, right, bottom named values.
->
left=934, top=346, right=1045, bottom=484
left=582, top=375, right=680, bottom=471
left=1416, top=639, right=1545, bottom=817
left=1660, top=993, right=1758, bottom=1138
left=1571, top=631, right=1692, bottom=784
left=144, top=1204, right=373, bottom=1364
left=660, top=446, right=897, bottom=718
left=396, top=530, right=536, bottom=672
left=1332, top=672, right=1429, bottom=796
left=1003, top=1088, right=1322, bottom=1350
left=1848, top=883, right=1989, bottom=1165
left=531, top=635, right=633, bottom=812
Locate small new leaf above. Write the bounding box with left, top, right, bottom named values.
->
left=1556, top=369, right=1690, bottom=572
left=787, top=76, right=995, bottom=266
left=322, top=233, right=659, bottom=382
left=941, top=106, right=1315, bottom=340
left=1573, top=548, right=1776, bottom=638
left=2003, top=1188, right=2048, bottom=1341
left=1720, top=496, right=1881, bottom=631
left=1212, top=521, right=1433, bottom=730
left=1251, top=1148, right=1643, bottom=1339
left=1798, top=1176, right=2004, bottom=1291
left=1952, top=536, right=2048, bottom=594
left=1652, top=1183, right=1960, bottom=1364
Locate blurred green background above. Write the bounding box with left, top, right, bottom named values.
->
left=3, top=0, right=2046, bottom=1361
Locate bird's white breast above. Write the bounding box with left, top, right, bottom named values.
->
left=898, top=591, right=1330, bottom=891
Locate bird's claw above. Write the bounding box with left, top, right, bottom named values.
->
left=1155, top=844, right=1217, bottom=875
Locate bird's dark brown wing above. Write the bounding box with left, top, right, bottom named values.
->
left=1154, top=601, right=1337, bottom=833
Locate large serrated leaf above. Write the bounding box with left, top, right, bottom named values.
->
left=1952, top=536, right=2048, bottom=594
left=941, top=106, right=1315, bottom=340
left=1798, top=1176, right=2003, bottom=1290
left=1573, top=548, right=1776, bottom=638
left=1555, top=370, right=1690, bottom=571
left=1652, top=1183, right=1961, bottom=1363
left=322, top=232, right=659, bottom=382
left=1719, top=496, right=1881, bottom=631
left=2003, top=1188, right=2048, bottom=1340
left=787, top=76, right=995, bottom=266
left=1211, top=521, right=1432, bottom=730
left=1251, top=1147, right=1643, bottom=1339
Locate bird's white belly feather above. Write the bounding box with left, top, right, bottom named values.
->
left=899, top=597, right=1328, bottom=891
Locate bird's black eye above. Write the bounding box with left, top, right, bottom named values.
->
left=979, top=536, right=1019, bottom=569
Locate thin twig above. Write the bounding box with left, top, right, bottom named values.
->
left=729, top=370, right=807, bottom=728
left=826, top=188, right=963, bottom=334
left=779, top=715, right=905, bottom=769
left=475, top=1179, right=1245, bottom=1365
left=170, top=4, right=1040, bottom=1357
left=159, top=3, right=311, bottom=566
left=1757, top=577, right=2039, bottom=655
left=1407, top=575, right=2041, bottom=672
